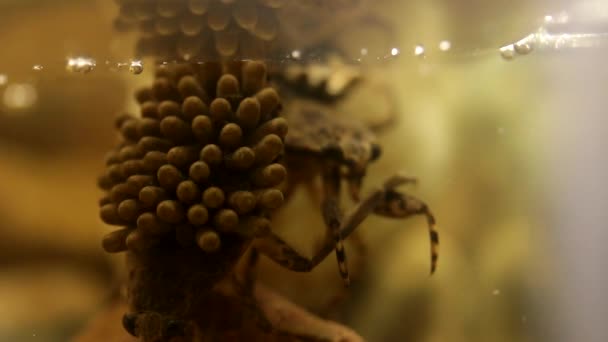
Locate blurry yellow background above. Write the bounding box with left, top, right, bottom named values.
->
left=0, top=0, right=581, bottom=341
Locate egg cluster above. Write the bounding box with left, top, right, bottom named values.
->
left=114, top=0, right=287, bottom=60
left=98, top=61, right=288, bottom=253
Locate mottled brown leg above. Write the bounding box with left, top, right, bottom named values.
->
left=321, top=165, right=350, bottom=287
left=252, top=232, right=329, bottom=272
left=254, top=173, right=439, bottom=277
left=346, top=172, right=440, bottom=271
left=376, top=190, right=439, bottom=273
left=339, top=173, right=419, bottom=238
left=343, top=173, right=439, bottom=274
left=342, top=174, right=417, bottom=280
left=232, top=248, right=260, bottom=296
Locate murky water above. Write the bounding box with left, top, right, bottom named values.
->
left=1, top=1, right=607, bottom=342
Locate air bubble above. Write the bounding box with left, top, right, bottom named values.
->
left=3, top=83, right=38, bottom=110
left=129, top=60, right=144, bottom=75
left=66, top=57, right=96, bottom=74
left=514, top=42, right=533, bottom=55
left=513, top=34, right=535, bottom=55
left=291, top=50, right=301, bottom=59
left=391, top=47, right=400, bottom=56
left=32, top=65, right=44, bottom=71
left=439, top=40, right=451, bottom=51
left=414, top=44, right=425, bottom=57
left=499, top=12, right=608, bottom=61
left=499, top=45, right=516, bottom=60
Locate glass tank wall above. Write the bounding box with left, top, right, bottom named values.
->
left=0, top=0, right=606, bottom=341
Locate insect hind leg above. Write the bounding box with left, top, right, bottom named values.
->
left=321, top=165, right=350, bottom=287
left=374, top=187, right=439, bottom=275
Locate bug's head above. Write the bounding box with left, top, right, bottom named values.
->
left=335, top=141, right=381, bottom=201
left=123, top=311, right=194, bottom=342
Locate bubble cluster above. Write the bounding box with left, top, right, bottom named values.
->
left=66, top=57, right=96, bottom=73
left=129, top=60, right=145, bottom=74
left=114, top=0, right=287, bottom=60
left=414, top=44, right=425, bottom=57
left=499, top=44, right=516, bottom=60
left=98, top=61, right=287, bottom=253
